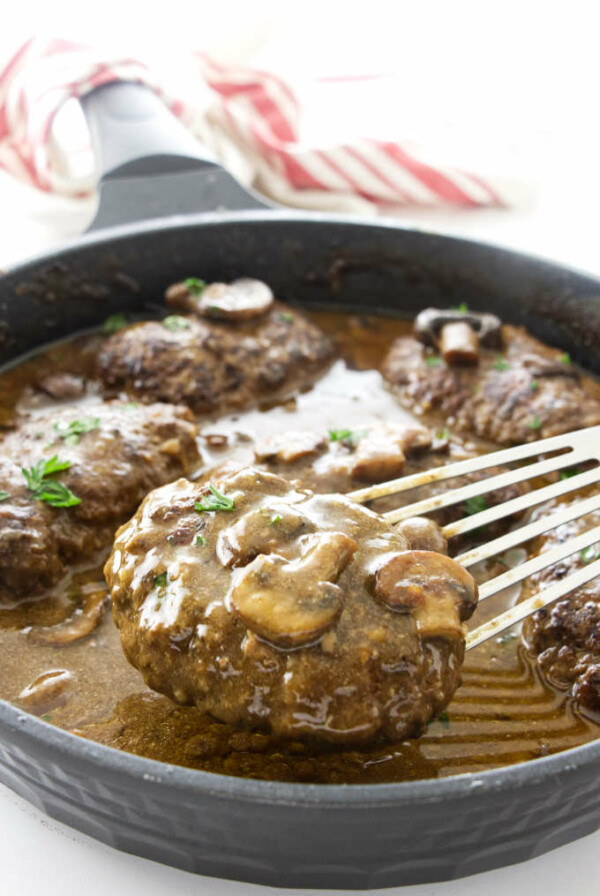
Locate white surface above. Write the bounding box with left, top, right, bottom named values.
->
left=2, top=3, right=600, bottom=893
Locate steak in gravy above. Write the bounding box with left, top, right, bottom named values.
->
left=107, top=467, right=477, bottom=745
left=0, top=401, right=199, bottom=604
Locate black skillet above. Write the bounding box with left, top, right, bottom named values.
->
left=1, top=82, right=600, bottom=889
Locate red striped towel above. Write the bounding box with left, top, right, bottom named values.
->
left=0, top=37, right=515, bottom=210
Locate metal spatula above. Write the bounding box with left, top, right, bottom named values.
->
left=350, top=425, right=600, bottom=649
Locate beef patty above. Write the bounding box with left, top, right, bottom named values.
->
left=522, top=501, right=600, bottom=718
left=107, top=467, right=477, bottom=745
left=382, top=324, right=600, bottom=445
left=98, top=302, right=333, bottom=414
left=0, top=401, right=200, bottom=604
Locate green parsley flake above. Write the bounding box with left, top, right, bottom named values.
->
left=530, top=380, right=540, bottom=391
left=278, top=312, right=294, bottom=323
left=436, top=428, right=451, bottom=442
left=154, top=572, right=168, bottom=588
left=0, top=491, right=9, bottom=502
left=103, top=313, right=127, bottom=334
left=122, top=402, right=139, bottom=410
left=492, top=357, right=511, bottom=371
left=425, top=356, right=443, bottom=367
left=560, top=467, right=581, bottom=480
left=184, top=277, right=206, bottom=296
left=437, top=711, right=450, bottom=728
left=329, top=428, right=367, bottom=445
left=580, top=544, right=600, bottom=564
left=166, top=534, right=175, bottom=547
left=464, top=495, right=488, bottom=515
left=268, top=514, right=282, bottom=527
left=162, top=315, right=190, bottom=332
left=22, top=456, right=81, bottom=508
left=527, top=416, right=542, bottom=430
left=560, top=352, right=571, bottom=365
left=53, top=416, right=100, bottom=447
left=195, top=484, right=236, bottom=513
left=453, top=303, right=469, bottom=313
left=194, top=534, right=208, bottom=547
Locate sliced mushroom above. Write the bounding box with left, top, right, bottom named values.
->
left=18, top=669, right=74, bottom=715
left=166, top=277, right=274, bottom=321
left=374, top=551, right=477, bottom=639
left=231, top=532, right=357, bottom=647
left=217, top=504, right=312, bottom=567
left=395, top=517, right=448, bottom=554
left=415, top=308, right=502, bottom=366
left=255, top=431, right=327, bottom=464
left=28, top=589, right=108, bottom=646
left=346, top=423, right=431, bottom=482
left=37, top=372, right=86, bottom=399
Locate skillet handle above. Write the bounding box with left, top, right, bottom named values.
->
left=81, top=81, right=270, bottom=231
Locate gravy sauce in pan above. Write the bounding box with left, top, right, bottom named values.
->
left=0, top=311, right=598, bottom=783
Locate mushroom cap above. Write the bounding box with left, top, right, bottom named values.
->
left=414, top=307, right=502, bottom=349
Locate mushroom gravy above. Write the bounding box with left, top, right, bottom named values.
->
left=1, top=311, right=599, bottom=783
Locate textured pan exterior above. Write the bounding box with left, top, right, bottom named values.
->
left=1, top=213, right=600, bottom=888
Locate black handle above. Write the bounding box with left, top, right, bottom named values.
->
left=81, top=81, right=270, bottom=231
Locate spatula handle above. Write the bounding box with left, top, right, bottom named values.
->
left=81, top=81, right=270, bottom=230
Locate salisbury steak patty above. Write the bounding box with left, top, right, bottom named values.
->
left=522, top=503, right=600, bottom=718
left=98, top=301, right=333, bottom=414
left=382, top=323, right=600, bottom=445
left=0, top=401, right=199, bottom=604
left=107, top=467, right=477, bottom=745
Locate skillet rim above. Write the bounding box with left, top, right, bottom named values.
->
left=2, top=207, right=600, bottom=807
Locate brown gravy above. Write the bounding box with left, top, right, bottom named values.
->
left=1, top=311, right=598, bottom=783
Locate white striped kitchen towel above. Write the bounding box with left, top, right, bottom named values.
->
left=0, top=36, right=519, bottom=211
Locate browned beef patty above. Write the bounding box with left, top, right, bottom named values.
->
left=107, top=467, right=477, bottom=745
left=382, top=325, right=600, bottom=445
left=97, top=304, right=333, bottom=414
left=0, top=401, right=200, bottom=604
left=522, top=503, right=600, bottom=718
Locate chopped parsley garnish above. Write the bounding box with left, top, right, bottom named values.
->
left=195, top=484, right=236, bottom=513
left=53, top=416, right=100, bottom=447
left=437, top=711, right=450, bottom=728
left=560, top=352, right=571, bottom=365
left=527, top=416, right=542, bottom=430
left=162, top=315, right=190, bottom=332
left=530, top=380, right=540, bottom=391
left=103, top=313, right=127, bottom=334
left=464, top=495, right=488, bottom=515
left=166, top=534, right=175, bottom=547
left=278, top=312, right=294, bottom=323
left=425, top=356, right=443, bottom=367
left=268, top=514, right=282, bottom=527
left=580, top=544, right=600, bottom=564
left=122, top=402, right=139, bottom=410
left=184, top=277, right=206, bottom=296
left=329, top=428, right=367, bottom=445
left=453, top=303, right=469, bottom=313
left=560, top=467, right=581, bottom=480
left=194, top=534, right=208, bottom=547
left=42, top=713, right=53, bottom=722
left=436, top=428, right=451, bottom=441
left=154, top=572, right=168, bottom=588
left=492, top=357, right=511, bottom=371
left=0, top=491, right=9, bottom=502
left=22, top=456, right=81, bottom=508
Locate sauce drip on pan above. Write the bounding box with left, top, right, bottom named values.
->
left=0, top=311, right=598, bottom=783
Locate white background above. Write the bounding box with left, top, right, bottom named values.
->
left=1, top=2, right=600, bottom=893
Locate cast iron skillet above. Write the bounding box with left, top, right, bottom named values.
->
left=1, top=83, right=600, bottom=890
